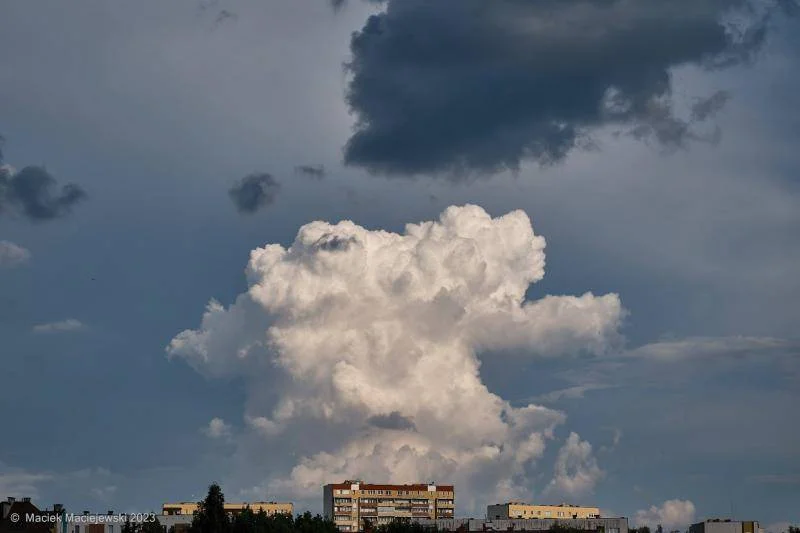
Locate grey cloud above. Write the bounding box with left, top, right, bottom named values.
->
left=31, top=318, right=86, bottom=333
left=295, top=164, right=326, bottom=179
left=214, top=10, right=238, bottom=28
left=228, top=173, right=281, bottom=214
left=341, top=0, right=793, bottom=177
left=0, top=165, right=87, bottom=221
left=366, top=411, right=416, bottom=431
left=0, top=240, right=31, bottom=268
left=691, top=90, right=732, bottom=121
left=313, top=233, right=358, bottom=252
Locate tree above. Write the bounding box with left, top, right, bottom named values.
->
left=123, top=517, right=137, bottom=533
left=294, top=511, right=337, bottom=533
left=141, top=516, right=165, bottom=533
left=191, top=483, right=231, bottom=533
left=788, top=527, right=799, bottom=533
left=376, top=519, right=436, bottom=533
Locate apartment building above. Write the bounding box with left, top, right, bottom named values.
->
left=162, top=501, right=293, bottom=516
left=487, top=503, right=600, bottom=520
left=323, top=481, right=455, bottom=532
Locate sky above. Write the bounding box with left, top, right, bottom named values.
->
left=0, top=0, right=798, bottom=530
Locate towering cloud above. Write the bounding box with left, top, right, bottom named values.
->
left=341, top=0, right=794, bottom=176
left=168, top=205, right=623, bottom=510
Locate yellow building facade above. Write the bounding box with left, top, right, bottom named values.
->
left=487, top=502, right=600, bottom=520
left=162, top=501, right=293, bottom=516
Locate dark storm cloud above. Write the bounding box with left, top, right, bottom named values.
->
left=0, top=165, right=87, bottom=221
left=294, top=164, right=326, bottom=179
left=341, top=0, right=794, bottom=176
left=228, top=173, right=281, bottom=214
left=367, top=411, right=416, bottom=431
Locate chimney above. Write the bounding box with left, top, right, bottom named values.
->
left=7, top=498, right=15, bottom=504
left=23, top=497, right=31, bottom=503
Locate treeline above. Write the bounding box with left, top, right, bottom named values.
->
left=187, top=483, right=337, bottom=533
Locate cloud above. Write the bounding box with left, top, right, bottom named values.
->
left=204, top=417, right=232, bottom=439
left=32, top=319, right=85, bottom=333
left=747, top=474, right=800, bottom=485
left=0, top=240, right=31, bottom=268
left=599, top=428, right=623, bottom=454
left=0, top=462, right=52, bottom=499
left=341, top=0, right=791, bottom=176
left=691, top=90, right=732, bottom=121
left=530, top=384, right=613, bottom=404
left=623, top=336, right=792, bottom=362
left=0, top=165, right=87, bottom=221
left=91, top=485, right=118, bottom=500
left=635, top=499, right=696, bottom=530
left=367, top=412, right=416, bottom=431
left=544, top=432, right=604, bottom=497
left=294, top=165, right=326, bottom=179
left=168, top=204, right=623, bottom=511
left=228, top=173, right=281, bottom=214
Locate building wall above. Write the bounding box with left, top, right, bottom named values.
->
left=487, top=504, right=601, bottom=520
left=323, top=481, right=455, bottom=532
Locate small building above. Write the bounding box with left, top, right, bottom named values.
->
left=487, top=503, right=601, bottom=520
left=690, top=519, right=764, bottom=533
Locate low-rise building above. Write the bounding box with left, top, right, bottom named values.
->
left=487, top=503, right=601, bottom=520
left=690, top=519, right=764, bottom=533
left=161, top=501, right=293, bottom=517
left=323, top=481, right=455, bottom=532
left=417, top=517, right=627, bottom=533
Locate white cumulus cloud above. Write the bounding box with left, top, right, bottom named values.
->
left=204, top=417, right=232, bottom=439
left=635, top=499, right=697, bottom=531
left=167, top=204, right=624, bottom=512
left=0, top=240, right=31, bottom=267
left=544, top=432, right=604, bottom=497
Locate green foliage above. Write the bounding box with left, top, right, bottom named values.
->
left=191, top=483, right=231, bottom=533
left=141, top=516, right=165, bottom=533
left=187, top=487, right=336, bottom=533
left=294, top=511, right=338, bottom=533
left=375, top=519, right=436, bottom=533
left=549, top=525, right=596, bottom=533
